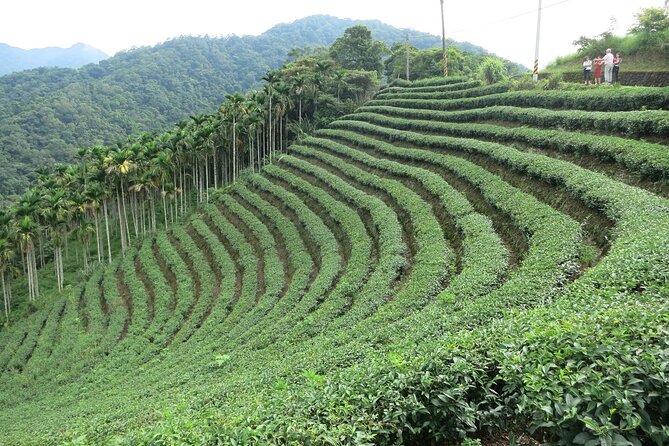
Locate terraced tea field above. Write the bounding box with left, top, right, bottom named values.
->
left=1, top=78, right=668, bottom=445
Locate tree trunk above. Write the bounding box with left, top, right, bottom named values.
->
left=130, top=191, right=139, bottom=239
left=2, top=271, right=9, bottom=322
left=94, top=211, right=102, bottom=264
left=162, top=188, right=168, bottom=229
left=104, top=200, right=112, bottom=264
left=213, top=151, right=218, bottom=190
left=54, top=246, right=63, bottom=291
left=116, top=189, right=127, bottom=253
left=268, top=94, right=273, bottom=161
left=233, top=116, right=237, bottom=183
left=205, top=155, right=210, bottom=202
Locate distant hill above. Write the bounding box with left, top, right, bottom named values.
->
left=0, top=42, right=108, bottom=76
left=0, top=14, right=494, bottom=202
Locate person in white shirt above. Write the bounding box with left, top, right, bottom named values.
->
left=602, top=48, right=614, bottom=83
left=583, top=56, right=593, bottom=84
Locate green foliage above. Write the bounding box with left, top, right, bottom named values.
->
left=545, top=72, right=564, bottom=90
left=0, top=17, right=443, bottom=204
left=628, top=7, right=669, bottom=35
left=479, top=57, right=509, bottom=85
left=500, top=301, right=669, bottom=446
left=385, top=45, right=525, bottom=83
left=360, top=103, right=669, bottom=138
left=550, top=7, right=669, bottom=72
left=212, top=354, right=231, bottom=368
left=329, top=25, right=388, bottom=75
left=345, top=110, right=669, bottom=180
left=367, top=85, right=669, bottom=111
left=1, top=66, right=668, bottom=446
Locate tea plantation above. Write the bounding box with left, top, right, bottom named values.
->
left=1, top=78, right=668, bottom=445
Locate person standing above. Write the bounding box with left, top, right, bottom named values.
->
left=613, top=53, right=622, bottom=83
left=602, top=48, right=614, bottom=83
left=593, top=56, right=604, bottom=85
left=583, top=56, right=593, bottom=84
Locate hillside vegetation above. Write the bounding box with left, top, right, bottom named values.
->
left=0, top=15, right=454, bottom=203
left=0, top=74, right=667, bottom=445
left=547, top=7, right=669, bottom=73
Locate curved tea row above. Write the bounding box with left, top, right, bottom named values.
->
left=0, top=79, right=668, bottom=445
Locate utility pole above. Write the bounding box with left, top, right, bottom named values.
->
left=440, top=0, right=448, bottom=76
left=533, top=0, right=542, bottom=82
left=405, top=33, right=411, bottom=80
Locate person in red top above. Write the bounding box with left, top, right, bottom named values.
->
left=593, top=56, right=604, bottom=85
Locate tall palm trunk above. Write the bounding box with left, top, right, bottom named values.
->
left=103, top=200, right=112, bottom=264
left=249, top=138, right=254, bottom=173
left=94, top=211, right=102, bottom=264
left=129, top=191, right=139, bottom=239
left=25, top=243, right=39, bottom=301
left=54, top=245, right=63, bottom=291
left=213, top=151, right=218, bottom=189
left=162, top=188, right=168, bottom=229
left=268, top=95, right=273, bottom=161
left=232, top=115, right=237, bottom=183
left=205, top=155, right=210, bottom=202
left=116, top=189, right=128, bottom=253
left=2, top=271, right=9, bottom=321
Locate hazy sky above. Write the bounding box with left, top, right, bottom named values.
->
left=1, top=0, right=664, bottom=68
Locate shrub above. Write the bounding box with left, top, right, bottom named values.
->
left=544, top=72, right=564, bottom=90
left=479, top=58, right=508, bottom=85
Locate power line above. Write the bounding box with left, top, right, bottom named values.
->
left=448, top=0, right=573, bottom=35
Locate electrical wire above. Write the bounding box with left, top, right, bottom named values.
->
left=448, top=0, right=574, bottom=35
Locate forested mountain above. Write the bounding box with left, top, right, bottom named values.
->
left=0, top=15, right=494, bottom=203
left=0, top=42, right=108, bottom=76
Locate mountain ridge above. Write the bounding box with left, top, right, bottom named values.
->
left=0, top=14, right=503, bottom=203
left=0, top=42, right=108, bottom=76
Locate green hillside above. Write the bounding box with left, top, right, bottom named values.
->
left=0, top=76, right=667, bottom=445
left=0, top=15, right=466, bottom=204
left=546, top=7, right=669, bottom=77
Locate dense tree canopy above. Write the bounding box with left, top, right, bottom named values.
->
left=628, top=7, right=669, bottom=34
left=330, top=25, right=388, bottom=74
left=0, top=15, right=463, bottom=205
left=385, top=43, right=525, bottom=81
left=0, top=25, right=385, bottom=320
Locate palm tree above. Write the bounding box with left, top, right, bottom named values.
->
left=14, top=215, right=39, bottom=301
left=86, top=181, right=113, bottom=264
left=105, top=146, right=135, bottom=253
left=13, top=191, right=42, bottom=301
left=0, top=236, right=15, bottom=322
left=43, top=189, right=72, bottom=291
left=274, top=82, right=293, bottom=154
left=333, top=69, right=346, bottom=102
left=247, top=90, right=268, bottom=162
left=262, top=71, right=281, bottom=160
left=244, top=108, right=264, bottom=173
left=315, top=59, right=334, bottom=77
left=292, top=72, right=306, bottom=126
left=224, top=93, right=246, bottom=183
